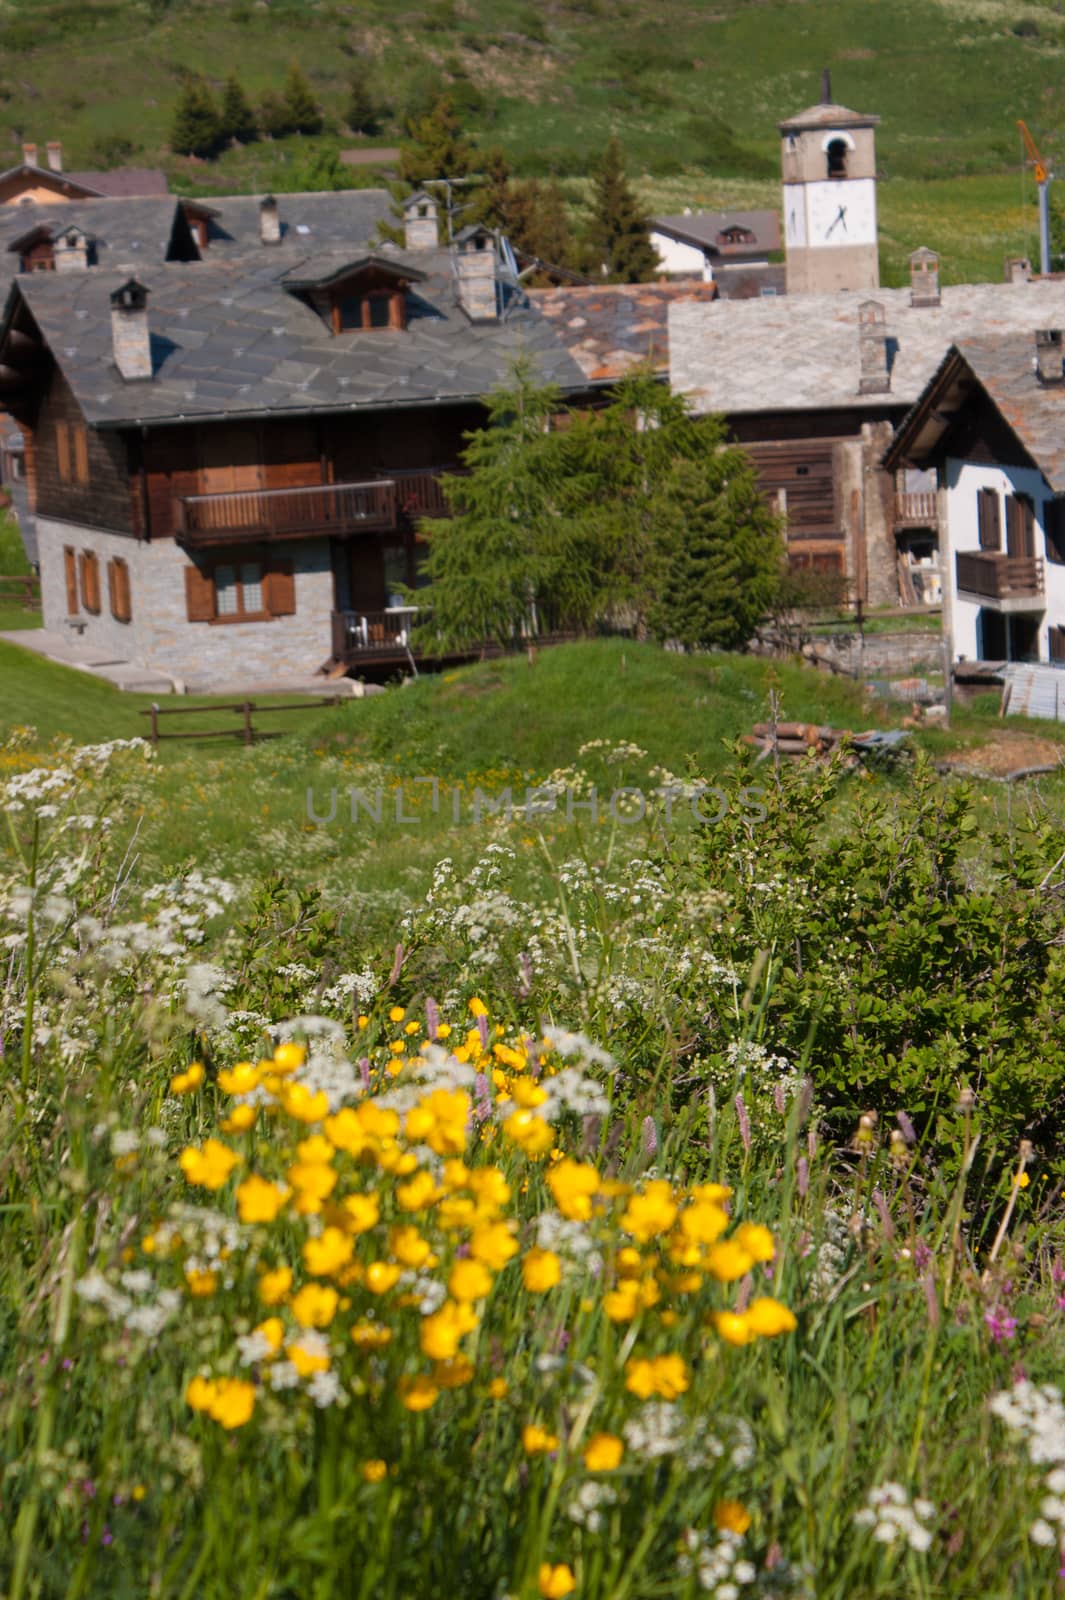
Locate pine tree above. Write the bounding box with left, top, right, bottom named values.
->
left=169, top=77, right=222, bottom=160
left=506, top=178, right=579, bottom=275
left=647, top=452, right=784, bottom=652
left=282, top=61, right=324, bottom=136
left=584, top=136, right=659, bottom=283
left=398, top=94, right=474, bottom=184
left=219, top=75, right=257, bottom=145
left=257, top=90, right=291, bottom=140
left=346, top=65, right=379, bottom=136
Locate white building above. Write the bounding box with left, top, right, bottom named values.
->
left=885, top=332, right=1065, bottom=663
left=650, top=210, right=780, bottom=286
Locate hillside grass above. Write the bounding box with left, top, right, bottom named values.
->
left=0, top=0, right=1061, bottom=285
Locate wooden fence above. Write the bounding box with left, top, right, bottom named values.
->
left=0, top=574, right=40, bottom=610
left=140, top=697, right=343, bottom=748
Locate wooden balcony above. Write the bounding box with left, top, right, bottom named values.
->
left=175, top=468, right=453, bottom=548
left=956, top=549, right=1045, bottom=608
left=332, top=607, right=420, bottom=663
left=894, top=491, right=938, bottom=529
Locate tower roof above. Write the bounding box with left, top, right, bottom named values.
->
left=778, top=102, right=880, bottom=133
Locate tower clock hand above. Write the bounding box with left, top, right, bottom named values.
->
left=825, top=204, right=848, bottom=238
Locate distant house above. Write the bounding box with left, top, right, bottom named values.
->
left=669, top=254, right=1065, bottom=607
left=0, top=196, right=587, bottom=689
left=885, top=332, right=1065, bottom=664
left=0, top=142, right=168, bottom=206
left=650, top=210, right=782, bottom=297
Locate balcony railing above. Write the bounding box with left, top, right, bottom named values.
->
left=894, top=491, right=938, bottom=528
left=956, top=549, right=1045, bottom=601
left=175, top=468, right=454, bottom=546
left=332, top=607, right=420, bottom=660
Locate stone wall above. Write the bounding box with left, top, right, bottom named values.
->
left=38, top=517, right=336, bottom=687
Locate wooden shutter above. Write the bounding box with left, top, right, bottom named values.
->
left=266, top=559, right=296, bottom=616
left=63, top=545, right=78, bottom=614
left=184, top=563, right=215, bottom=622
left=73, top=425, right=89, bottom=486
left=108, top=557, right=132, bottom=623
left=1051, top=625, right=1065, bottom=663
left=1047, top=500, right=1065, bottom=565
left=80, top=550, right=100, bottom=614
left=56, top=420, right=71, bottom=483
left=977, top=487, right=1001, bottom=551
left=1006, top=494, right=1035, bottom=558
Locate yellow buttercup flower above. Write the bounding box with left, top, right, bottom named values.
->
left=620, top=1181, right=678, bottom=1243
left=538, top=1563, right=576, bottom=1598
left=342, top=1193, right=381, bottom=1235
left=469, top=1221, right=519, bottom=1271
left=522, top=1248, right=562, bottom=1293
left=433, top=1355, right=475, bottom=1389
left=389, top=1225, right=431, bottom=1268
left=365, top=1261, right=402, bottom=1295
left=396, top=1170, right=439, bottom=1212
left=743, top=1297, right=797, bottom=1337
left=398, top=1374, right=439, bottom=1411
left=303, top=1227, right=354, bottom=1277
left=351, top=1320, right=392, bottom=1350
left=279, top=1082, right=330, bottom=1124
left=217, top=1062, right=261, bottom=1096
left=253, top=1317, right=284, bottom=1355
left=362, top=1459, right=388, bottom=1483
left=467, top=1166, right=511, bottom=1213
left=236, top=1175, right=290, bottom=1224
left=502, top=1110, right=554, bottom=1158
left=169, top=1062, right=204, bottom=1095
left=604, top=1284, right=639, bottom=1322
left=185, top=1268, right=217, bottom=1298
left=258, top=1265, right=293, bottom=1305
left=624, top=1354, right=690, bottom=1400
left=287, top=1337, right=331, bottom=1377
left=732, top=1222, right=775, bottom=1264
left=547, top=1158, right=599, bottom=1220
left=468, top=997, right=488, bottom=1018
left=178, top=1139, right=240, bottom=1191
left=711, top=1310, right=756, bottom=1346
left=273, top=1041, right=307, bottom=1075
left=449, top=1259, right=493, bottom=1302
left=389, top=1005, right=406, bottom=1023
left=186, top=1376, right=255, bottom=1430
left=291, top=1283, right=339, bottom=1328
left=185, top=1375, right=217, bottom=1413
left=584, top=1433, right=624, bottom=1471
left=714, top=1499, right=751, bottom=1536
left=487, top=1377, right=509, bottom=1399
left=679, top=1200, right=730, bottom=1245
left=220, top=1104, right=257, bottom=1134
left=522, top=1423, right=560, bottom=1455
left=705, top=1240, right=755, bottom=1283
left=420, top=1299, right=478, bottom=1361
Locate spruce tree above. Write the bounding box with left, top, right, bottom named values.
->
left=219, top=75, right=257, bottom=145
left=169, top=78, right=222, bottom=160
left=584, top=136, right=658, bottom=283
left=506, top=178, right=579, bottom=275
left=398, top=94, right=474, bottom=184
left=346, top=65, right=379, bottom=135
left=282, top=62, right=324, bottom=136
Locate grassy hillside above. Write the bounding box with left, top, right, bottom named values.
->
left=0, top=0, right=1061, bottom=283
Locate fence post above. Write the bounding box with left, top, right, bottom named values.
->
left=149, top=703, right=159, bottom=746
left=242, top=702, right=253, bottom=747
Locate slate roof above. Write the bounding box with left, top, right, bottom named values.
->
left=0, top=198, right=193, bottom=287
left=195, top=189, right=393, bottom=255
left=529, top=282, right=719, bottom=381
left=652, top=210, right=780, bottom=257
left=65, top=168, right=170, bottom=198
left=6, top=246, right=588, bottom=427
left=778, top=100, right=880, bottom=131
left=0, top=162, right=106, bottom=199
left=670, top=281, right=1065, bottom=415
left=888, top=336, right=1065, bottom=493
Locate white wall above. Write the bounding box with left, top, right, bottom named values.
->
left=649, top=231, right=710, bottom=280
left=943, top=459, right=1064, bottom=661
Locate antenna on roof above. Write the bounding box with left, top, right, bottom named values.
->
left=821, top=66, right=832, bottom=103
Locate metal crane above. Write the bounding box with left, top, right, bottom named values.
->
left=1018, top=119, right=1052, bottom=276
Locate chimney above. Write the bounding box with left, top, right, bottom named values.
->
left=1035, top=329, right=1065, bottom=385
left=455, top=226, right=498, bottom=321
left=21, top=142, right=37, bottom=169
left=54, top=227, right=89, bottom=272
left=403, top=190, right=439, bottom=251
left=909, top=246, right=940, bottom=307
left=1006, top=256, right=1032, bottom=285
left=46, top=141, right=62, bottom=173
left=110, top=278, right=152, bottom=381
left=259, top=194, right=281, bottom=245
left=858, top=299, right=890, bottom=394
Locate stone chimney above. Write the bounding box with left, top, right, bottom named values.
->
left=858, top=299, right=890, bottom=394
left=54, top=227, right=89, bottom=272
left=909, top=245, right=940, bottom=307
left=46, top=141, right=62, bottom=173
left=110, top=278, right=152, bottom=381
left=403, top=190, right=439, bottom=251
left=455, top=226, right=498, bottom=321
left=1006, top=256, right=1032, bottom=285
left=259, top=194, right=281, bottom=245
left=1035, top=329, right=1065, bottom=385
left=21, top=142, right=37, bottom=169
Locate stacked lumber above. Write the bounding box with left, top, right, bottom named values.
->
left=742, top=721, right=848, bottom=760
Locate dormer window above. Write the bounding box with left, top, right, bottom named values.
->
left=281, top=254, right=426, bottom=335
left=718, top=225, right=755, bottom=246
left=333, top=285, right=406, bottom=332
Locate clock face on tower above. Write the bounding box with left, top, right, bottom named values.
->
left=805, top=179, right=877, bottom=248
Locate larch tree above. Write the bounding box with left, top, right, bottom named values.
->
left=584, top=136, right=659, bottom=283
left=170, top=78, right=222, bottom=159
left=219, top=75, right=257, bottom=145
left=282, top=62, right=324, bottom=136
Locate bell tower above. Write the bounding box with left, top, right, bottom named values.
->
left=781, top=72, right=880, bottom=295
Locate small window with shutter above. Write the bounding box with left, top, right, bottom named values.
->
left=977, top=487, right=1001, bottom=551
left=63, top=545, right=78, bottom=614
left=79, top=549, right=100, bottom=614
left=56, top=420, right=71, bottom=484
left=107, top=556, right=131, bottom=623
left=184, top=556, right=297, bottom=623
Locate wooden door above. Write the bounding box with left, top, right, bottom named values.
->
left=347, top=538, right=386, bottom=612
left=1006, top=494, right=1035, bottom=558
left=199, top=426, right=263, bottom=494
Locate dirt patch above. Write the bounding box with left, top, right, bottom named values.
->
left=942, top=734, right=1065, bottom=777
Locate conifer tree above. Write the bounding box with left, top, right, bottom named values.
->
left=169, top=77, right=222, bottom=159
left=219, top=75, right=257, bottom=145
left=346, top=65, right=379, bottom=135
left=282, top=62, right=324, bottom=136
left=584, top=136, right=658, bottom=282
left=506, top=178, right=579, bottom=275
left=398, top=94, right=474, bottom=184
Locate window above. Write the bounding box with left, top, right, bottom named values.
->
left=107, top=557, right=132, bottom=623
left=977, top=487, right=1001, bottom=551
left=55, top=420, right=89, bottom=485
left=73, top=425, right=89, bottom=486
left=827, top=139, right=848, bottom=179
left=63, top=545, right=78, bottom=615
left=334, top=289, right=405, bottom=332
left=215, top=561, right=265, bottom=619
left=1047, top=499, right=1065, bottom=565
left=78, top=549, right=100, bottom=614
left=184, top=557, right=295, bottom=624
